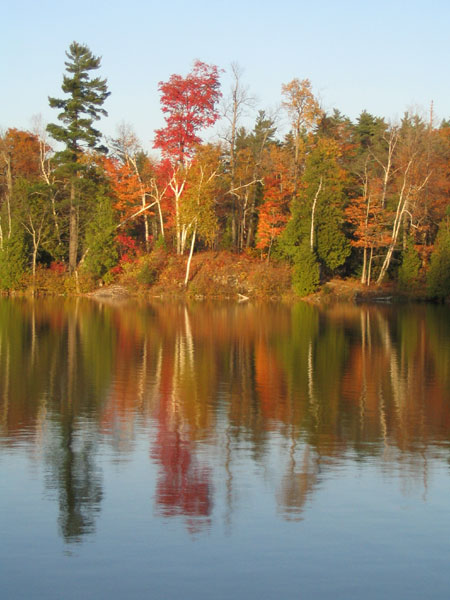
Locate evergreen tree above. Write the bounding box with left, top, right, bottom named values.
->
left=83, top=194, right=118, bottom=280
left=292, top=242, right=320, bottom=296
left=398, top=237, right=421, bottom=290
left=354, top=111, right=387, bottom=151
left=427, top=218, right=450, bottom=300
left=0, top=222, right=27, bottom=290
left=280, top=139, right=350, bottom=294
left=47, top=42, right=110, bottom=272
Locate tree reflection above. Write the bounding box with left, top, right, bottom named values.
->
left=46, top=419, right=102, bottom=543
left=0, top=298, right=108, bottom=543
left=43, top=301, right=106, bottom=543
left=277, top=444, right=321, bottom=520
left=152, top=428, right=212, bottom=532
left=1, top=298, right=450, bottom=535
left=150, top=308, right=213, bottom=533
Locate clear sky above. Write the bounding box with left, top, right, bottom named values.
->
left=2, top=0, right=449, bottom=153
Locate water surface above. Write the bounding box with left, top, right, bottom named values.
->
left=1, top=298, right=450, bottom=599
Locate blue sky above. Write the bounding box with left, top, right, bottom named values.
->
left=2, top=0, right=448, bottom=153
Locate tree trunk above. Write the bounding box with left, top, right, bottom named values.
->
left=310, top=178, right=322, bottom=251
left=367, top=246, right=374, bottom=285
left=377, top=159, right=418, bottom=284
left=157, top=200, right=165, bottom=240
left=142, top=192, right=150, bottom=252
left=184, top=228, right=196, bottom=287
left=31, top=241, right=38, bottom=297
left=5, top=156, right=12, bottom=238
left=69, top=180, right=78, bottom=273
left=361, top=246, right=367, bottom=284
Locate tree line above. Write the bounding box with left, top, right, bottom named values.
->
left=1, top=41, right=449, bottom=297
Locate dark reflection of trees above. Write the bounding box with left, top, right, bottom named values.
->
left=46, top=419, right=102, bottom=543
left=0, top=298, right=110, bottom=543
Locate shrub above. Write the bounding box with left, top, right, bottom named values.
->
left=292, top=243, right=320, bottom=297
left=427, top=220, right=450, bottom=300
left=398, top=237, right=421, bottom=290
left=0, top=224, right=27, bottom=291
left=83, top=195, right=118, bottom=280
left=136, top=263, right=157, bottom=286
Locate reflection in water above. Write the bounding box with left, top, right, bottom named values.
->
left=45, top=420, right=103, bottom=543
left=1, top=299, right=450, bottom=538
left=278, top=443, right=321, bottom=520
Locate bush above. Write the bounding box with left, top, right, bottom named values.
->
left=246, top=261, right=291, bottom=297
left=136, top=263, right=157, bottom=286
left=292, top=243, right=320, bottom=296
left=21, top=265, right=67, bottom=295
left=398, top=237, right=421, bottom=290
left=0, top=225, right=27, bottom=291
left=427, top=220, right=450, bottom=300
left=64, top=272, right=96, bottom=294
left=83, top=195, right=118, bottom=280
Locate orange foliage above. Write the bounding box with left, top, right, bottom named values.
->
left=256, top=146, right=294, bottom=255
left=0, top=128, right=42, bottom=179
left=346, top=191, right=391, bottom=250
left=103, top=156, right=145, bottom=222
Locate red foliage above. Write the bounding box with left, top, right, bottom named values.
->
left=154, top=61, right=222, bottom=163
left=49, top=261, right=66, bottom=274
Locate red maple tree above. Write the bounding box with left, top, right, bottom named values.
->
left=154, top=60, right=222, bottom=164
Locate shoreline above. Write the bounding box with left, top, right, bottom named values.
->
left=1, top=250, right=446, bottom=305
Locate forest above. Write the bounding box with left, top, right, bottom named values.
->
left=1, top=42, right=449, bottom=299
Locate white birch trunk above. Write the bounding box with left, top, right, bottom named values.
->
left=310, top=178, right=322, bottom=251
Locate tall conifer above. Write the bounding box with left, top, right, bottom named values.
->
left=47, top=42, right=110, bottom=272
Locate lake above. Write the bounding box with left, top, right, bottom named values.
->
left=1, top=298, right=450, bottom=599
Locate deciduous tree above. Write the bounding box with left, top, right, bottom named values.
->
left=281, top=78, right=322, bottom=189
left=154, top=61, right=222, bottom=255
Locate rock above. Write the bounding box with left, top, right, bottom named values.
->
left=88, top=285, right=131, bottom=299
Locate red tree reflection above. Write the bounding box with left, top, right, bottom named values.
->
left=151, top=347, right=212, bottom=533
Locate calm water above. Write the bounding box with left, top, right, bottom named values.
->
left=1, top=298, right=450, bottom=599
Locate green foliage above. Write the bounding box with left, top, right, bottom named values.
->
left=136, top=263, right=157, bottom=286
left=316, top=212, right=351, bottom=272
left=398, top=237, right=421, bottom=290
left=83, top=195, right=118, bottom=280
left=236, top=110, right=277, bottom=155
left=354, top=111, right=387, bottom=151
left=279, top=140, right=349, bottom=294
left=292, top=243, right=320, bottom=296
left=0, top=224, right=27, bottom=290
left=154, top=234, right=167, bottom=250
left=427, top=220, right=450, bottom=300
left=47, top=41, right=110, bottom=164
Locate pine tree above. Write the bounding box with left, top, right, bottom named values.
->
left=83, top=194, right=118, bottom=281
left=47, top=42, right=110, bottom=272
